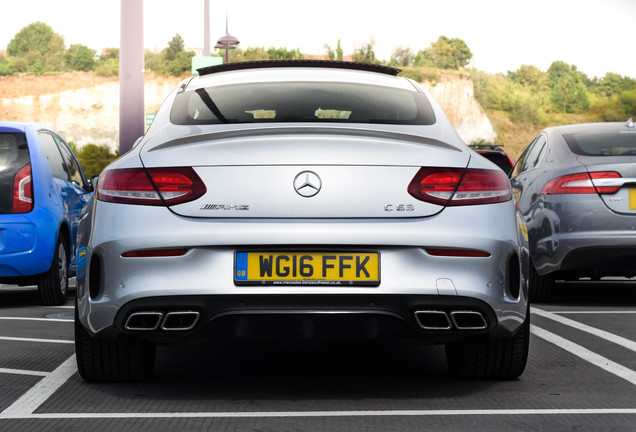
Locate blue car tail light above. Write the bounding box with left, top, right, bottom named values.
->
left=12, top=163, right=33, bottom=213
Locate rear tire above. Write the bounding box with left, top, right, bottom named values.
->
left=75, top=307, right=156, bottom=382
left=529, top=262, right=554, bottom=302
left=38, top=235, right=69, bottom=306
left=445, top=310, right=530, bottom=380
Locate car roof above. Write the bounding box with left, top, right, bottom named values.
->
left=0, top=121, right=49, bottom=133
left=549, top=120, right=634, bottom=135
left=186, top=60, right=415, bottom=92
left=0, top=121, right=29, bottom=132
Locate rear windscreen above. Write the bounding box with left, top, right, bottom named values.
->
left=564, top=130, right=636, bottom=156
left=0, top=132, right=30, bottom=214
left=170, top=82, right=436, bottom=126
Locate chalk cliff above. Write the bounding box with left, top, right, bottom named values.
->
left=422, top=74, right=496, bottom=145
left=1, top=73, right=495, bottom=149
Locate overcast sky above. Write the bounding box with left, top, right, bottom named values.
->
left=1, top=0, right=635, bottom=79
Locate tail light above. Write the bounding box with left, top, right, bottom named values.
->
left=426, top=248, right=491, bottom=257
left=408, top=167, right=512, bottom=206
left=12, top=163, right=33, bottom=213
left=122, top=249, right=188, bottom=258
left=542, top=171, right=621, bottom=195
left=97, top=167, right=206, bottom=206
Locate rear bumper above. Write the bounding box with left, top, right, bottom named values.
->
left=95, top=294, right=503, bottom=345
left=0, top=215, right=55, bottom=280
left=535, top=231, right=636, bottom=278
left=76, top=200, right=529, bottom=344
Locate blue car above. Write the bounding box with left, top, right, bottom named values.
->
left=0, top=122, right=92, bottom=305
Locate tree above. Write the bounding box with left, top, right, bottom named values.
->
left=0, top=54, right=15, bottom=76
left=619, top=89, right=636, bottom=115
left=100, top=48, right=119, bottom=61
left=352, top=40, right=379, bottom=64
left=416, top=36, right=472, bottom=69
left=509, top=64, right=547, bottom=91
left=144, top=50, right=164, bottom=73
left=96, top=48, right=119, bottom=77
left=233, top=47, right=270, bottom=62
left=165, top=34, right=185, bottom=62
left=71, top=143, right=118, bottom=178
left=547, top=61, right=590, bottom=112
left=596, top=72, right=636, bottom=97
left=24, top=50, right=45, bottom=74
left=473, top=70, right=515, bottom=112
left=266, top=47, right=303, bottom=60
left=7, top=22, right=56, bottom=57
left=164, top=50, right=195, bottom=76
left=43, top=33, right=66, bottom=73
left=66, top=44, right=95, bottom=71
left=325, top=39, right=343, bottom=61
left=390, top=46, right=414, bottom=67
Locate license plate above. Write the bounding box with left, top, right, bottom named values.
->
left=235, top=251, right=380, bottom=286
left=630, top=189, right=636, bottom=210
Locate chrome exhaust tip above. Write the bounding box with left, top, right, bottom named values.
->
left=124, top=311, right=164, bottom=331
left=450, top=311, right=487, bottom=330
left=161, top=311, right=200, bottom=331
left=414, top=310, right=452, bottom=330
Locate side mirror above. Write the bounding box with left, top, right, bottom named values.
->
left=88, top=175, right=99, bottom=192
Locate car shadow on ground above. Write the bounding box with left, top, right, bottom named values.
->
left=0, top=285, right=45, bottom=307
left=153, top=339, right=450, bottom=394
left=0, top=279, right=76, bottom=308
left=549, top=279, right=636, bottom=307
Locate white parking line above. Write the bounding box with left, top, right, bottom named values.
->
left=531, top=324, right=636, bottom=386
left=1, top=408, right=636, bottom=420
left=551, top=311, right=636, bottom=314
left=532, top=307, right=636, bottom=353
left=1, top=307, right=635, bottom=421
left=1, top=355, right=77, bottom=417
left=0, top=317, right=73, bottom=323
left=0, top=368, right=49, bottom=377
left=0, top=336, right=73, bottom=344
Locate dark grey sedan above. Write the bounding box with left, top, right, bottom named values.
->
left=510, top=120, right=636, bottom=301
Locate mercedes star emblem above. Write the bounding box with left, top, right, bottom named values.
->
left=293, top=171, right=322, bottom=197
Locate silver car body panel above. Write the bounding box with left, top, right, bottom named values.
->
left=140, top=126, right=470, bottom=219
left=76, top=64, right=527, bottom=346
left=78, top=199, right=525, bottom=338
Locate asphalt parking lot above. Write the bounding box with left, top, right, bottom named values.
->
left=0, top=280, right=635, bottom=432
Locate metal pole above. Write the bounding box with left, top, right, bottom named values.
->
left=119, top=0, right=145, bottom=155
left=204, top=0, right=210, bottom=56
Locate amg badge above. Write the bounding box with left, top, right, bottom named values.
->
left=200, top=204, right=250, bottom=211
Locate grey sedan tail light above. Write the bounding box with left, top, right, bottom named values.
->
left=541, top=171, right=621, bottom=194
left=97, top=167, right=206, bottom=206
left=408, top=167, right=512, bottom=206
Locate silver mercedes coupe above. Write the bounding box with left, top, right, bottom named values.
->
left=74, top=60, right=529, bottom=382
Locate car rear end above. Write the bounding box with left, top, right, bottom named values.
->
left=535, top=122, right=636, bottom=279
left=75, top=62, right=528, bottom=381
left=0, top=123, right=57, bottom=283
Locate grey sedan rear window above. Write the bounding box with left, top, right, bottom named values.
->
left=170, top=82, right=436, bottom=125
left=564, top=130, right=636, bottom=156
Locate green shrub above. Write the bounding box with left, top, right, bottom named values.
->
left=399, top=67, right=423, bottom=83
